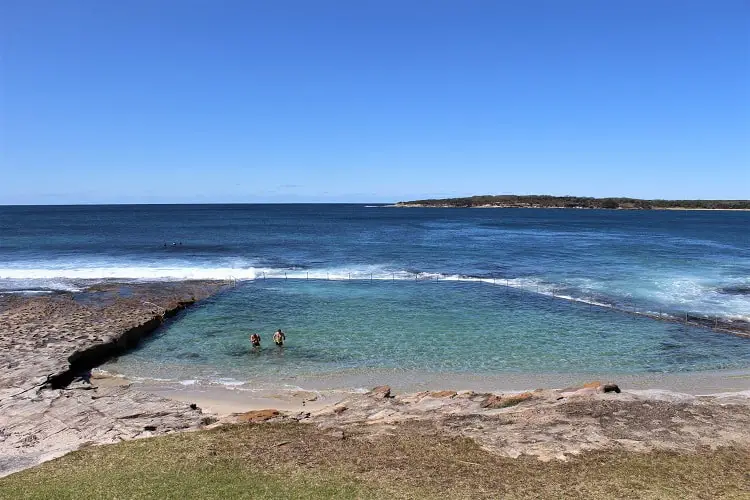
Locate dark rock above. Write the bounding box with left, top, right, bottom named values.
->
left=603, top=384, right=621, bottom=394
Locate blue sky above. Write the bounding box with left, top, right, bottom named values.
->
left=1, top=1, right=748, bottom=204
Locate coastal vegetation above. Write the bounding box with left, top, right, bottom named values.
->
left=2, top=422, right=749, bottom=499
left=396, top=195, right=750, bottom=210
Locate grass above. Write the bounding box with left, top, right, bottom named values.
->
left=2, top=421, right=749, bottom=499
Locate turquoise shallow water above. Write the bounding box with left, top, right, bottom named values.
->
left=104, top=280, right=750, bottom=386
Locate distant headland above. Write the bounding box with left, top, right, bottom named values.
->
left=393, top=195, right=750, bottom=210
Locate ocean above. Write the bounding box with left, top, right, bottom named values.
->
left=1, top=204, right=749, bottom=390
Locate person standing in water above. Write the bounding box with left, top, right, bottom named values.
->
left=250, top=332, right=261, bottom=348
left=273, top=329, right=286, bottom=346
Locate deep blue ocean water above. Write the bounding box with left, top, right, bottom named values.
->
left=1, top=204, right=749, bottom=385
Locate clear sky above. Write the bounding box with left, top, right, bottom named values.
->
left=1, top=1, right=748, bottom=204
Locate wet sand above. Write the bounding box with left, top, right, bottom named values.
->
left=116, top=367, right=750, bottom=417
left=136, top=381, right=334, bottom=415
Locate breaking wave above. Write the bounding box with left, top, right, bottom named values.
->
left=1, top=263, right=749, bottom=325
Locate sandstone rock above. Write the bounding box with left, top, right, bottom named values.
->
left=368, top=385, right=392, bottom=399
left=0, top=281, right=222, bottom=391
left=333, top=406, right=347, bottom=414
left=561, top=382, right=601, bottom=397
left=429, top=391, right=457, bottom=398
left=305, top=388, right=750, bottom=462
left=481, top=392, right=533, bottom=409
left=561, top=382, right=621, bottom=397
left=480, top=394, right=504, bottom=409
left=237, top=409, right=280, bottom=423
left=0, top=282, right=223, bottom=478
left=0, top=384, right=208, bottom=477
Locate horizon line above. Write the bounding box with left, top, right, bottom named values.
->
left=3, top=195, right=750, bottom=208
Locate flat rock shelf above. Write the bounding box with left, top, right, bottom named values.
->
left=0, top=281, right=225, bottom=477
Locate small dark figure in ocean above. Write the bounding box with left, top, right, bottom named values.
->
left=273, top=329, right=286, bottom=346
left=250, top=333, right=261, bottom=348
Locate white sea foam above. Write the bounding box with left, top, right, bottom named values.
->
left=0, top=266, right=260, bottom=281
left=212, top=378, right=247, bottom=387
left=0, top=277, right=83, bottom=293
left=0, top=290, right=56, bottom=295
left=2, top=262, right=748, bottom=323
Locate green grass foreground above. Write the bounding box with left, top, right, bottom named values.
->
left=2, top=422, right=749, bottom=499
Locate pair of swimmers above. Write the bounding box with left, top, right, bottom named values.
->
left=250, top=329, right=285, bottom=348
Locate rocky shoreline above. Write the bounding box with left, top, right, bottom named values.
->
left=289, top=383, right=750, bottom=462
left=0, top=281, right=226, bottom=477
left=2, top=281, right=749, bottom=479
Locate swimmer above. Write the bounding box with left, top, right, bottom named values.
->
left=273, top=329, right=286, bottom=346
left=250, top=333, right=261, bottom=348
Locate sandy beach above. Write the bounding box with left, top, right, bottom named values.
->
left=107, top=366, right=750, bottom=418
left=120, top=377, right=337, bottom=416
